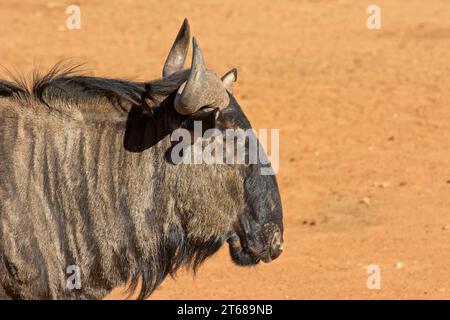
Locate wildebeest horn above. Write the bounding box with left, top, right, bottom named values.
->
left=174, top=37, right=230, bottom=115
left=162, top=18, right=190, bottom=78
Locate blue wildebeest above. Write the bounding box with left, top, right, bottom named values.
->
left=0, top=19, right=283, bottom=299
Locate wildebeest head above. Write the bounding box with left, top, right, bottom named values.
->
left=160, top=19, right=284, bottom=266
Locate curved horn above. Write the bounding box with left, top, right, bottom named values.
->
left=174, top=37, right=230, bottom=115
left=162, top=18, right=190, bottom=78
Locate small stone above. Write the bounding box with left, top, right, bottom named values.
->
left=374, top=181, right=391, bottom=188
left=309, top=221, right=316, bottom=227
left=360, top=197, right=371, bottom=206
left=388, top=136, right=395, bottom=141
left=442, top=225, right=450, bottom=230
left=395, top=262, right=405, bottom=269
left=399, top=181, right=407, bottom=187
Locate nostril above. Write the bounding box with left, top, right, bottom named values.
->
left=269, top=231, right=283, bottom=260
left=270, top=243, right=283, bottom=260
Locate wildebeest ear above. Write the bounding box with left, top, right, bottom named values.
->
left=162, top=18, right=190, bottom=78
left=221, top=68, right=237, bottom=92
left=183, top=107, right=220, bottom=133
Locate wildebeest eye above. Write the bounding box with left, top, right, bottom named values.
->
left=182, top=107, right=220, bottom=133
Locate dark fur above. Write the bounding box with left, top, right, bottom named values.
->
left=0, top=63, right=282, bottom=299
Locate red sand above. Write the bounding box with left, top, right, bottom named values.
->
left=2, top=0, right=450, bottom=299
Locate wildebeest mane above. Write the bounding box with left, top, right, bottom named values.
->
left=0, top=79, right=26, bottom=97
left=0, top=61, right=190, bottom=108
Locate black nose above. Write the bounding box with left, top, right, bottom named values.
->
left=269, top=229, right=283, bottom=260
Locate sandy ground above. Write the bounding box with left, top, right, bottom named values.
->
left=1, top=0, right=450, bottom=299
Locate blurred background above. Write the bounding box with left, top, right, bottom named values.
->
left=2, top=0, right=450, bottom=299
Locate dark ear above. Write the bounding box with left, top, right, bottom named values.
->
left=221, top=68, right=237, bottom=92
left=182, top=107, right=220, bottom=134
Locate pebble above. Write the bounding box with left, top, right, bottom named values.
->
left=361, top=197, right=371, bottom=206
left=374, top=181, right=391, bottom=188
left=395, top=262, right=405, bottom=269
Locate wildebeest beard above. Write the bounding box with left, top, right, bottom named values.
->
left=0, top=64, right=246, bottom=299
